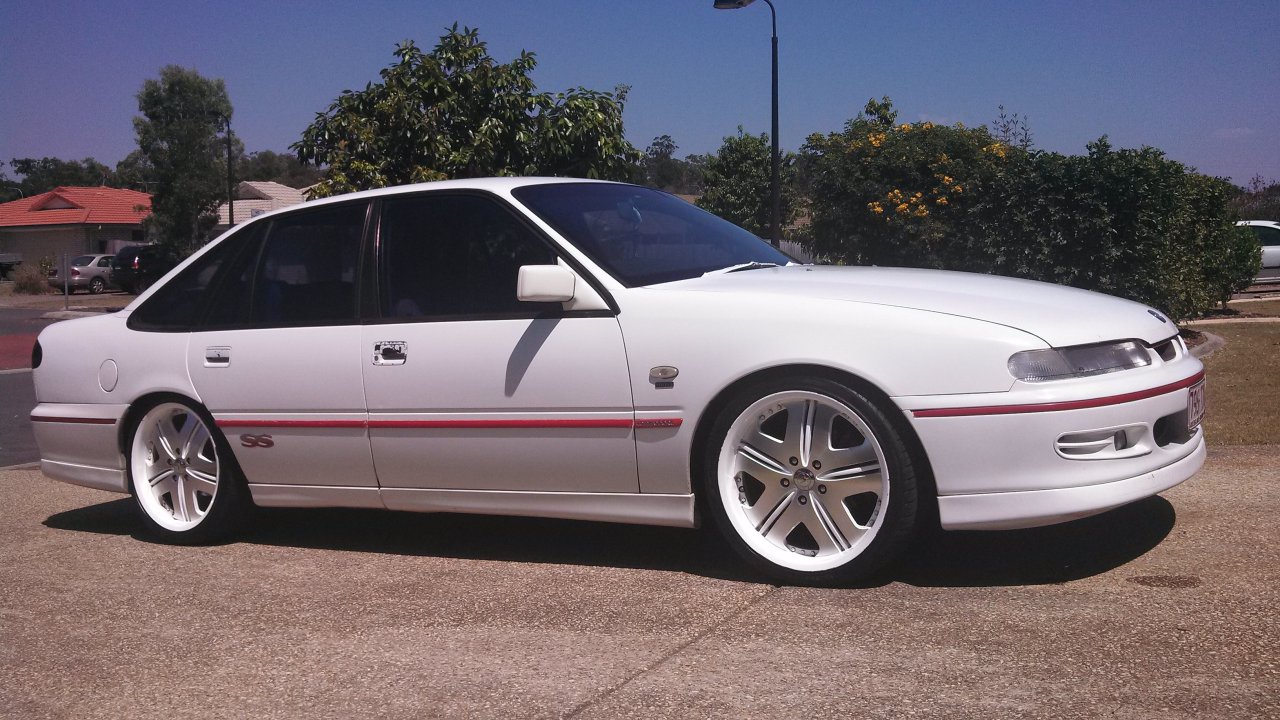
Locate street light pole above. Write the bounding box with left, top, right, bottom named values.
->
left=714, top=0, right=781, bottom=247
left=223, top=115, right=235, bottom=226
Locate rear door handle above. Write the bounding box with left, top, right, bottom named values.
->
left=205, top=346, right=231, bottom=367
left=373, top=341, right=407, bottom=366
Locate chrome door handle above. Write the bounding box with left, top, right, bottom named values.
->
left=205, top=346, right=231, bottom=367
left=373, top=341, right=407, bottom=366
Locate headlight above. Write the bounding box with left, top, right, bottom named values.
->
left=1008, top=340, right=1151, bottom=382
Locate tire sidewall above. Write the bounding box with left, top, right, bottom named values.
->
left=702, top=375, right=918, bottom=586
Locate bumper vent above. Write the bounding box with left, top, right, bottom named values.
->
left=1056, top=425, right=1151, bottom=460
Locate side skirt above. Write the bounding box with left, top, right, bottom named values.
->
left=248, top=484, right=698, bottom=529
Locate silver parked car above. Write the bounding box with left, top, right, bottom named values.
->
left=47, top=254, right=115, bottom=294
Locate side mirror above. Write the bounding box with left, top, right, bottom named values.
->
left=517, top=264, right=576, bottom=303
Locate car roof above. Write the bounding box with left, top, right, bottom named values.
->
left=231, top=176, right=620, bottom=230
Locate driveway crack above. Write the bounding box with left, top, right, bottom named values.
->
left=561, top=584, right=780, bottom=719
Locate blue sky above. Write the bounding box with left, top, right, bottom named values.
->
left=1, top=0, right=1276, bottom=184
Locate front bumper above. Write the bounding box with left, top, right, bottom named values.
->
left=936, top=432, right=1204, bottom=530
left=898, top=361, right=1205, bottom=530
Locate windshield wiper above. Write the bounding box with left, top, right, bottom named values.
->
left=704, top=261, right=782, bottom=276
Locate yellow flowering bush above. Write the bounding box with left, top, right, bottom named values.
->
left=801, top=99, right=1256, bottom=319
left=801, top=97, right=1007, bottom=266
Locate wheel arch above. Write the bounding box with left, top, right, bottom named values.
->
left=688, top=363, right=940, bottom=529
left=117, top=391, right=212, bottom=456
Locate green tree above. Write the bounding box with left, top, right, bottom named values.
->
left=640, top=135, right=703, bottom=194
left=1230, top=175, right=1280, bottom=220
left=113, top=150, right=159, bottom=193
left=294, top=26, right=641, bottom=197
left=697, top=127, right=796, bottom=238
left=0, top=163, right=17, bottom=201
left=238, top=150, right=324, bottom=188
left=8, top=156, right=114, bottom=195
left=133, top=65, right=236, bottom=253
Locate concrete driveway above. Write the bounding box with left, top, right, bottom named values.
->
left=1, top=446, right=1276, bottom=719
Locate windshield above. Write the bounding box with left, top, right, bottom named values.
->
left=512, top=183, right=791, bottom=286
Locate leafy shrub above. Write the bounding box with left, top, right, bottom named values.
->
left=12, top=262, right=50, bottom=295
left=800, top=98, right=1258, bottom=321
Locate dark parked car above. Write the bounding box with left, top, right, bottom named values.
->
left=112, top=245, right=178, bottom=294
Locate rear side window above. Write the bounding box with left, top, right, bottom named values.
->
left=250, top=203, right=366, bottom=326
left=379, top=194, right=557, bottom=319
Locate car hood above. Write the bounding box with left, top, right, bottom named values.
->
left=661, top=265, right=1178, bottom=347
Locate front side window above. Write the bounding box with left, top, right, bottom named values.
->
left=379, top=194, right=557, bottom=319
left=512, top=183, right=790, bottom=286
left=250, top=203, right=366, bottom=326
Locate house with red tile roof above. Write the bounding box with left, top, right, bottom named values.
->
left=0, top=186, right=152, bottom=265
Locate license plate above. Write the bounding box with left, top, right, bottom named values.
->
left=1187, top=380, right=1206, bottom=433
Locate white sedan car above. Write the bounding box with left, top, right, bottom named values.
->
left=31, top=178, right=1206, bottom=584
left=1237, top=220, right=1280, bottom=283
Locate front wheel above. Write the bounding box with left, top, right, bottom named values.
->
left=127, top=399, right=247, bottom=544
left=704, top=376, right=918, bottom=585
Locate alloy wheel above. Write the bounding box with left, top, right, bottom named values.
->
left=130, top=402, right=222, bottom=533
left=716, top=390, right=891, bottom=573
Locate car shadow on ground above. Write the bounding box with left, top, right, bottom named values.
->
left=44, top=495, right=1174, bottom=588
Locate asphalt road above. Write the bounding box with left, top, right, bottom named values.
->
left=0, top=371, right=37, bottom=467
left=1, top=446, right=1276, bottom=719
left=0, top=308, right=49, bottom=373
left=0, top=308, right=52, bottom=467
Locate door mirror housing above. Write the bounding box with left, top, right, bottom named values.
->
left=517, top=264, right=576, bottom=303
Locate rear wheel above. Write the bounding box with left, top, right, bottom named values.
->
left=89, top=277, right=105, bottom=294
left=704, top=376, right=918, bottom=585
left=127, top=399, right=247, bottom=544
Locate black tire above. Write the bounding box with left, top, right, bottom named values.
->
left=702, top=375, right=918, bottom=586
left=89, top=277, right=106, bottom=294
left=125, top=397, right=250, bottom=545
